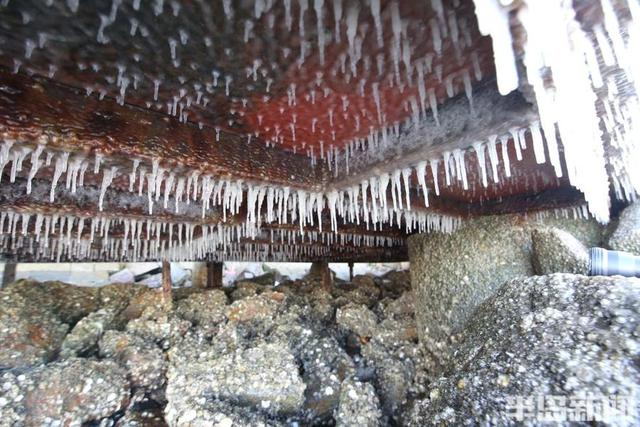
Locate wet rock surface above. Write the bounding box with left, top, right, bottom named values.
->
left=0, top=271, right=413, bottom=425
left=0, top=358, right=129, bottom=426
left=406, top=274, right=640, bottom=426
left=2, top=251, right=639, bottom=425
left=609, top=202, right=640, bottom=255
left=408, top=215, right=603, bottom=370
left=335, top=379, right=382, bottom=427
left=532, top=227, right=590, bottom=275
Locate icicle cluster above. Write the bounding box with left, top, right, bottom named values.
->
left=2, top=0, right=484, bottom=171
left=472, top=0, right=640, bottom=222
left=0, top=138, right=466, bottom=236
left=0, top=210, right=404, bottom=262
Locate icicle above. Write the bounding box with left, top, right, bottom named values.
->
left=487, top=135, right=500, bottom=183
left=499, top=135, right=512, bottom=178
left=473, top=142, right=488, bottom=187
left=472, top=0, right=518, bottom=95
left=50, top=152, right=70, bottom=203
left=370, top=0, right=383, bottom=47
left=401, top=168, right=412, bottom=210
left=94, top=153, right=103, bottom=174
left=430, top=159, right=440, bottom=196
left=509, top=127, right=523, bottom=161
left=428, top=89, right=439, bottom=126
left=443, top=151, right=452, bottom=186
left=314, top=0, right=325, bottom=65
left=26, top=144, right=44, bottom=194
left=129, top=159, right=140, bottom=192
left=452, top=149, right=468, bottom=190
left=529, top=121, right=546, bottom=164
left=99, top=166, right=118, bottom=211
left=415, top=161, right=429, bottom=206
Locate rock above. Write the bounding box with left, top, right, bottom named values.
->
left=0, top=290, right=68, bottom=369
left=60, top=309, right=117, bottom=358
left=307, top=288, right=335, bottom=323
left=4, top=279, right=99, bottom=325
left=348, top=275, right=382, bottom=307
left=166, top=342, right=306, bottom=421
left=298, top=337, right=355, bottom=422
left=115, top=399, right=167, bottom=427
left=175, top=289, right=227, bottom=336
left=99, top=330, right=167, bottom=392
left=408, top=214, right=602, bottom=371
left=165, top=399, right=281, bottom=427
left=0, top=358, right=129, bottom=426
left=532, top=227, right=590, bottom=274
left=335, top=379, right=382, bottom=427
left=98, top=283, right=147, bottom=315
left=126, top=313, right=191, bottom=350
left=406, top=274, right=640, bottom=425
left=121, top=288, right=172, bottom=321
left=336, top=303, right=378, bottom=337
left=379, top=270, right=411, bottom=298
left=229, top=281, right=261, bottom=301
left=377, top=291, right=415, bottom=321
left=225, top=294, right=278, bottom=324
left=609, top=202, right=640, bottom=255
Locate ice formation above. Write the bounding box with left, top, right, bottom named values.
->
left=1, top=0, right=638, bottom=261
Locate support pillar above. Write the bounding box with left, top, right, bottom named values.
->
left=348, top=262, right=354, bottom=281
left=407, top=213, right=600, bottom=374
left=320, top=262, right=332, bottom=291
left=206, top=261, right=223, bottom=288
left=161, top=260, right=172, bottom=303
left=2, top=261, right=16, bottom=288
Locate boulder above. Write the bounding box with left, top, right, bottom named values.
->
left=126, top=312, right=191, bottom=350
left=4, top=279, right=99, bottom=325
left=608, top=202, right=640, bottom=255
left=408, top=214, right=602, bottom=371
left=60, top=309, right=117, bottom=358
left=0, top=358, right=129, bottom=426
left=229, top=281, right=261, bottom=301
left=348, top=275, right=382, bottom=307
left=532, top=227, right=590, bottom=274
left=379, top=270, right=411, bottom=298
left=406, top=274, right=640, bottom=425
left=225, top=294, right=279, bottom=324
left=0, top=290, right=68, bottom=369
left=100, top=330, right=166, bottom=392
left=175, top=289, right=227, bottom=336
left=166, top=342, right=306, bottom=421
left=165, top=399, right=281, bottom=427
left=298, top=337, right=356, bottom=422
left=336, top=303, right=378, bottom=338
left=115, top=399, right=167, bottom=427
left=335, top=379, right=382, bottom=427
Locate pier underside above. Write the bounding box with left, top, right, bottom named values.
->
left=0, top=0, right=638, bottom=262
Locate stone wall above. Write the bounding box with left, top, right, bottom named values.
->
left=407, top=213, right=602, bottom=370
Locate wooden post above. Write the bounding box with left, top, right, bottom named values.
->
left=348, top=262, right=354, bottom=281
left=2, top=262, right=17, bottom=288
left=319, top=261, right=332, bottom=290
left=206, top=261, right=223, bottom=288
left=161, top=260, right=172, bottom=301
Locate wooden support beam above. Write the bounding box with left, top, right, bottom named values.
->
left=161, top=260, right=172, bottom=301
left=348, top=262, right=354, bottom=281
left=318, top=261, right=333, bottom=290
left=206, top=261, right=223, bottom=288
left=2, top=261, right=16, bottom=288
